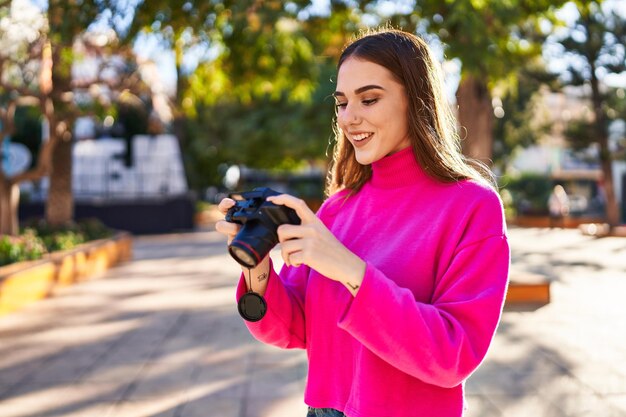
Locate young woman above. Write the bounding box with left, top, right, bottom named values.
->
left=216, top=29, right=510, bottom=417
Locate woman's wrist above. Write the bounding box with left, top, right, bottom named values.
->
left=340, top=256, right=366, bottom=297
left=241, top=256, right=271, bottom=296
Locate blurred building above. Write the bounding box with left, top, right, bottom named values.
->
left=510, top=85, right=626, bottom=221
left=17, top=28, right=194, bottom=233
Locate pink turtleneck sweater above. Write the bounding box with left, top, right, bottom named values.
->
left=236, top=147, right=510, bottom=417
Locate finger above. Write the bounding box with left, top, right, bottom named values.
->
left=282, top=250, right=303, bottom=268
left=217, top=198, right=236, bottom=215
left=287, top=250, right=304, bottom=267
left=276, top=224, right=312, bottom=243
left=279, top=239, right=308, bottom=268
left=215, top=219, right=240, bottom=240
left=282, top=251, right=291, bottom=267
left=266, top=194, right=316, bottom=223
left=280, top=239, right=294, bottom=267
left=279, top=239, right=301, bottom=260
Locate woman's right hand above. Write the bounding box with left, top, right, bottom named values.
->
left=215, top=197, right=271, bottom=295
left=214, top=198, right=240, bottom=245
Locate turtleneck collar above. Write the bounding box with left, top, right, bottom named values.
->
left=370, top=146, right=431, bottom=189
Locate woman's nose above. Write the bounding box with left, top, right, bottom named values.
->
left=338, top=104, right=360, bottom=126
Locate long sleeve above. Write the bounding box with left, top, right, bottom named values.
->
left=236, top=258, right=310, bottom=349
left=338, top=234, right=510, bottom=388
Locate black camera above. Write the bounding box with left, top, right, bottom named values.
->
left=225, top=187, right=301, bottom=268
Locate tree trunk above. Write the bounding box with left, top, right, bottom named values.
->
left=456, top=75, right=494, bottom=165
left=0, top=178, right=19, bottom=236
left=45, top=134, right=73, bottom=226
left=0, top=101, right=19, bottom=236
left=46, top=35, right=75, bottom=228
left=172, top=45, right=187, bottom=148
left=590, top=73, right=620, bottom=227
left=599, top=151, right=619, bottom=226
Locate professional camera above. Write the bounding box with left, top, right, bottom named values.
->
left=225, top=187, right=301, bottom=268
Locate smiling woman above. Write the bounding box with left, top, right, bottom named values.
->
left=333, top=60, right=411, bottom=166
left=215, top=28, right=510, bottom=417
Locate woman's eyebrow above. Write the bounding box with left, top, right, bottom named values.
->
left=333, top=84, right=385, bottom=97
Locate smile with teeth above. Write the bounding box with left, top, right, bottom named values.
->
left=352, top=132, right=373, bottom=141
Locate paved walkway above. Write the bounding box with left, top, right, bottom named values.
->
left=0, top=227, right=625, bottom=417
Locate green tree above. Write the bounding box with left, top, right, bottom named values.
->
left=118, top=1, right=360, bottom=192
left=120, top=1, right=321, bottom=134
left=183, top=65, right=337, bottom=189
left=555, top=0, right=625, bottom=226
left=379, top=0, right=567, bottom=164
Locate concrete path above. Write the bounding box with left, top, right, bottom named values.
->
left=0, top=227, right=625, bottom=417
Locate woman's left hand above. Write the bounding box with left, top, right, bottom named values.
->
left=267, top=194, right=366, bottom=295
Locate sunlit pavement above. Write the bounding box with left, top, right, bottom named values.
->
left=0, top=227, right=625, bottom=417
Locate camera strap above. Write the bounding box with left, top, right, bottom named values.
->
left=237, top=268, right=267, bottom=322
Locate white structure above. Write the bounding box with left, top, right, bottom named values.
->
left=72, top=134, right=187, bottom=200
left=23, top=134, right=188, bottom=201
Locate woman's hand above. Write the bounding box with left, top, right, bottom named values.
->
left=267, top=194, right=366, bottom=296
left=214, top=197, right=271, bottom=294
left=214, top=198, right=239, bottom=244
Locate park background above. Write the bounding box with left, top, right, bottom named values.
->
left=1, top=0, right=626, bottom=416
left=0, top=0, right=625, bottom=240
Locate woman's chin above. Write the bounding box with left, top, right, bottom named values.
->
left=354, top=152, right=374, bottom=165
left=351, top=142, right=373, bottom=165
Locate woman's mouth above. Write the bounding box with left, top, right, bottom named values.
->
left=352, top=132, right=373, bottom=142
left=350, top=132, right=374, bottom=148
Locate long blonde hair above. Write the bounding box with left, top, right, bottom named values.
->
left=326, top=29, right=494, bottom=196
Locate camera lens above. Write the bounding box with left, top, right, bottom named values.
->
left=228, top=219, right=280, bottom=268
left=229, top=242, right=260, bottom=268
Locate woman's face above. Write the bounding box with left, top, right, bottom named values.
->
left=335, top=57, right=411, bottom=165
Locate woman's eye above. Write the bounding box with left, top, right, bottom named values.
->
left=335, top=102, right=347, bottom=109
left=362, top=98, right=378, bottom=106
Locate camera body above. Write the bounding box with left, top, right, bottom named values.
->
left=225, top=187, right=301, bottom=268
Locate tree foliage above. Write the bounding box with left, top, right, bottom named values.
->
left=558, top=0, right=626, bottom=86
left=183, top=65, right=337, bottom=189
left=370, top=0, right=567, bottom=163
left=410, top=0, right=566, bottom=79
left=122, top=1, right=323, bottom=109
left=123, top=0, right=578, bottom=190
left=492, top=59, right=557, bottom=172
left=119, top=1, right=366, bottom=193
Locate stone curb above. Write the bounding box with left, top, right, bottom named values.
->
left=0, top=232, right=133, bottom=317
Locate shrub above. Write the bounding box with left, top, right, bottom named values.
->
left=0, top=219, right=115, bottom=267
left=499, top=173, right=553, bottom=216
left=0, top=230, right=47, bottom=267
left=21, top=218, right=113, bottom=253
left=78, top=218, right=113, bottom=241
